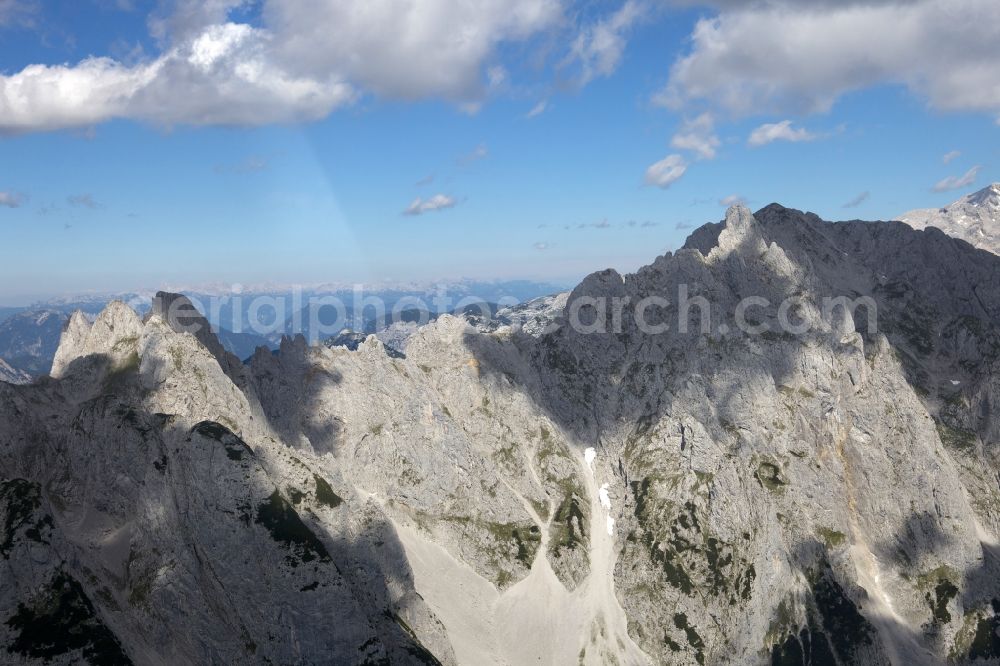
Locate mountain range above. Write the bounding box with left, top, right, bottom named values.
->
left=0, top=281, right=563, bottom=382
left=1, top=203, right=999, bottom=664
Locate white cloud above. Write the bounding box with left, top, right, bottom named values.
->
left=563, top=0, right=644, bottom=86
left=533, top=241, right=551, bottom=250
left=670, top=112, right=719, bottom=160
left=842, top=191, right=870, bottom=208
left=0, top=22, right=355, bottom=134
left=659, top=0, right=1000, bottom=118
left=719, top=194, right=744, bottom=207
left=644, top=154, right=687, bottom=189
left=747, top=120, right=815, bottom=147
left=0, top=0, right=38, bottom=28
left=267, top=0, right=562, bottom=101
left=942, top=150, right=961, bottom=164
left=0, top=0, right=563, bottom=133
left=933, top=166, right=980, bottom=193
left=0, top=191, right=25, bottom=208
left=403, top=194, right=457, bottom=216
left=525, top=99, right=548, bottom=118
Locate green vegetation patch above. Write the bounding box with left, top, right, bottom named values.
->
left=809, top=565, right=874, bottom=663
left=5, top=571, right=132, bottom=665
left=756, top=462, right=787, bottom=492
left=816, top=527, right=847, bottom=549
left=313, top=474, right=343, bottom=508
left=191, top=421, right=254, bottom=462
left=550, top=492, right=587, bottom=555
left=925, top=578, right=959, bottom=625
left=255, top=490, right=330, bottom=566
left=672, top=613, right=705, bottom=665
left=1, top=478, right=53, bottom=558
left=629, top=477, right=754, bottom=603
left=934, top=419, right=978, bottom=452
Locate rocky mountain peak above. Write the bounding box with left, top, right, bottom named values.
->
left=149, top=291, right=241, bottom=378
left=966, top=182, right=1000, bottom=207
left=3, top=204, right=1000, bottom=664
left=899, top=184, right=1000, bottom=255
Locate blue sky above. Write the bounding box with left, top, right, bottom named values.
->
left=0, top=0, right=997, bottom=304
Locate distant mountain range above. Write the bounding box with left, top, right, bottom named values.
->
left=898, top=183, right=1000, bottom=255
left=0, top=280, right=564, bottom=380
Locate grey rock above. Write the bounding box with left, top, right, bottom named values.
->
left=899, top=183, right=1000, bottom=256
left=1, top=204, right=1000, bottom=665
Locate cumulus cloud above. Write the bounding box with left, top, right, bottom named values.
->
left=747, top=120, right=815, bottom=147
left=659, top=0, right=1000, bottom=118
left=0, top=22, right=355, bottom=134
left=644, top=154, right=687, bottom=189
left=0, top=0, right=563, bottom=134
left=670, top=112, right=719, bottom=160
left=403, top=194, right=457, bottom=216
left=0, top=191, right=25, bottom=208
left=942, top=150, right=961, bottom=164
left=842, top=191, right=870, bottom=208
left=67, top=193, right=101, bottom=208
left=563, top=0, right=644, bottom=86
left=933, top=166, right=980, bottom=193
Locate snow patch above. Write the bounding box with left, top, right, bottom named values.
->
left=584, top=447, right=596, bottom=471
left=951, top=380, right=961, bottom=386
left=598, top=483, right=611, bottom=511
left=606, top=517, right=615, bottom=535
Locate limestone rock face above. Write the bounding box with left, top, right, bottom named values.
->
left=899, top=183, right=1000, bottom=256
left=0, top=358, right=30, bottom=385
left=2, top=204, right=1000, bottom=665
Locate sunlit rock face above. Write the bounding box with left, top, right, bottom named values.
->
left=900, top=183, right=1000, bottom=257
left=1, top=204, right=1000, bottom=665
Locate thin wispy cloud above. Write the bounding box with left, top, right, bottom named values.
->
left=525, top=100, right=548, bottom=118
left=403, top=194, right=457, bottom=216
left=67, top=193, right=101, bottom=209
left=458, top=143, right=489, bottom=166
left=719, top=194, right=744, bottom=207
left=0, top=191, right=25, bottom=208
left=933, top=166, right=980, bottom=192
left=842, top=191, right=870, bottom=208
left=415, top=174, right=434, bottom=187
left=644, top=154, right=687, bottom=189
left=942, top=150, right=961, bottom=165
left=563, top=0, right=645, bottom=87
left=748, top=120, right=816, bottom=147
left=0, top=0, right=38, bottom=28
left=533, top=242, right=551, bottom=250
left=671, top=113, right=719, bottom=160
left=216, top=155, right=269, bottom=174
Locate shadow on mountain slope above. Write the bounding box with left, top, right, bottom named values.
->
left=0, top=350, right=446, bottom=665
